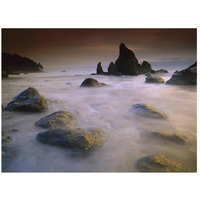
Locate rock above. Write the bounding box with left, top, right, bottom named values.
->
left=96, top=62, right=104, bottom=74
left=166, top=62, right=197, bottom=85
left=140, top=130, right=189, bottom=144
left=2, top=131, right=12, bottom=143
left=145, top=74, right=165, bottom=83
left=138, top=61, right=152, bottom=74
left=155, top=69, right=169, bottom=73
left=80, top=78, right=108, bottom=87
left=35, top=111, right=77, bottom=129
left=36, top=127, right=106, bottom=151
left=4, top=87, right=48, bottom=112
left=136, top=154, right=187, bottom=172
left=115, top=43, right=139, bottom=75
left=128, top=103, right=167, bottom=119
left=108, top=62, right=120, bottom=75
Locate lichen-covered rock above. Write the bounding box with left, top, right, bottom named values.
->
left=145, top=75, right=165, bottom=83
left=4, top=87, right=48, bottom=112
left=80, top=78, right=108, bottom=87
left=136, top=154, right=187, bottom=172
left=140, top=130, right=189, bottom=144
left=35, top=111, right=77, bottom=129
left=166, top=62, right=197, bottom=85
left=36, top=127, right=106, bottom=151
left=128, top=103, right=167, bottom=119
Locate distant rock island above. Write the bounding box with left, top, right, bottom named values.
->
left=94, top=43, right=156, bottom=76
left=2, top=52, right=44, bottom=77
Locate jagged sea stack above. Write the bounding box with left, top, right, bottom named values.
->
left=115, top=43, right=139, bottom=75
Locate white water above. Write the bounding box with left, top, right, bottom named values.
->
left=2, top=68, right=197, bottom=172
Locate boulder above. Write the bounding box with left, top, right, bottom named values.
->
left=128, top=103, right=167, bottom=119
left=4, top=87, right=48, bottom=112
left=80, top=78, right=108, bottom=87
left=145, top=74, right=165, bottom=83
left=35, top=111, right=77, bottom=129
left=155, top=69, right=169, bottom=73
left=96, top=62, right=104, bottom=74
left=166, top=62, right=197, bottom=85
left=36, top=127, right=106, bottom=151
left=136, top=154, right=187, bottom=172
left=115, top=43, right=139, bottom=75
left=140, top=130, right=189, bottom=144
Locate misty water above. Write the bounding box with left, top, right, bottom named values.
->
left=2, top=67, right=197, bottom=172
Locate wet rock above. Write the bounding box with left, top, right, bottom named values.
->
left=96, top=62, right=104, bottom=74
left=155, top=69, right=169, bottom=73
left=145, top=74, right=165, bottom=83
left=36, top=127, right=106, bottom=151
left=80, top=78, right=108, bottom=87
left=115, top=43, right=139, bottom=75
left=128, top=103, right=167, bottom=119
left=136, top=154, right=187, bottom=172
left=35, top=111, right=77, bottom=129
left=4, top=87, right=48, bottom=112
left=166, top=62, right=197, bottom=85
left=2, top=131, right=12, bottom=143
left=140, top=130, right=189, bottom=144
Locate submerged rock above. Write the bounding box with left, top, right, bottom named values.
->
left=80, top=78, right=108, bottom=87
left=140, top=130, right=189, bottom=144
left=128, top=103, right=167, bottom=119
left=36, top=127, right=106, bottom=151
left=136, top=154, right=187, bottom=172
left=166, top=62, right=197, bottom=85
left=2, top=131, right=12, bottom=143
left=145, top=75, right=165, bottom=83
left=35, top=111, right=77, bottom=129
left=4, top=87, right=48, bottom=112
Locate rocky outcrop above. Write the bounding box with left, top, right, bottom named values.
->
left=166, top=62, right=197, bottom=85
left=36, top=127, right=106, bottom=151
left=94, top=43, right=155, bottom=76
left=35, top=111, right=77, bottom=129
left=4, top=87, right=48, bottom=112
left=140, top=130, right=189, bottom=144
left=80, top=78, right=108, bottom=87
left=96, top=62, right=104, bottom=74
left=128, top=103, right=167, bottom=119
left=136, top=154, right=187, bottom=172
left=155, top=69, right=168, bottom=73
left=145, top=75, right=165, bottom=83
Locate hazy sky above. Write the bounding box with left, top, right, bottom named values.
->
left=2, top=29, right=197, bottom=70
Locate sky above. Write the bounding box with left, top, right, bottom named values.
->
left=2, top=29, right=197, bottom=70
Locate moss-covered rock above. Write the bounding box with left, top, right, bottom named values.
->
left=145, top=75, right=165, bottom=83
left=36, top=127, right=106, bottom=151
left=4, top=87, right=48, bottom=112
left=136, top=154, right=187, bottom=172
left=35, top=111, right=77, bottom=129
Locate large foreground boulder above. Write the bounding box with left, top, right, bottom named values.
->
left=166, top=62, right=197, bottom=85
left=80, top=78, right=108, bottom=87
left=35, top=111, right=77, bottom=129
left=128, top=103, right=167, bottom=119
left=4, top=87, right=48, bottom=112
left=136, top=154, right=187, bottom=172
left=145, top=75, right=165, bottom=83
left=36, top=127, right=106, bottom=151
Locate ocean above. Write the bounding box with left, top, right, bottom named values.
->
left=1, top=66, right=197, bottom=172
